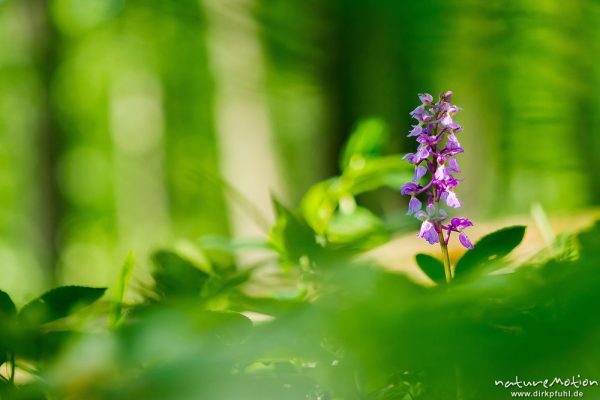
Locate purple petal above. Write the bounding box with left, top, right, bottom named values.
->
left=425, top=230, right=440, bottom=245
left=447, top=157, right=460, bottom=173
left=459, top=233, right=474, bottom=249
left=445, top=141, right=464, bottom=155
left=441, top=177, right=458, bottom=191
left=418, top=220, right=433, bottom=237
left=441, top=114, right=454, bottom=127
left=407, top=196, right=422, bottom=215
left=445, top=191, right=462, bottom=208
left=450, top=217, right=473, bottom=231
left=447, top=134, right=460, bottom=145
left=402, top=153, right=417, bottom=164
left=426, top=202, right=435, bottom=216
left=414, top=210, right=428, bottom=221
left=434, top=164, right=446, bottom=180
left=450, top=123, right=463, bottom=132
left=410, top=105, right=424, bottom=116
left=418, top=220, right=439, bottom=245
left=408, top=125, right=423, bottom=137
left=415, top=144, right=431, bottom=162
left=413, top=165, right=427, bottom=182
left=440, top=91, right=453, bottom=102
left=418, top=93, right=433, bottom=104
left=410, top=105, right=433, bottom=123
left=401, top=182, right=420, bottom=195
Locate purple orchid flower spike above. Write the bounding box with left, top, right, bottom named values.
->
left=400, top=91, right=474, bottom=282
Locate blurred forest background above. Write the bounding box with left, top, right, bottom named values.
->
left=0, top=0, right=598, bottom=302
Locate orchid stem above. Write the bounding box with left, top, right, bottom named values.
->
left=437, top=228, right=452, bottom=282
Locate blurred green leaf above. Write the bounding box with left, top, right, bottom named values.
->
left=576, top=220, right=600, bottom=261
left=270, top=198, right=320, bottom=266
left=0, top=290, right=17, bottom=368
left=327, top=206, right=387, bottom=244
left=232, top=293, right=306, bottom=317
left=19, top=286, right=106, bottom=326
left=455, top=226, right=526, bottom=278
left=0, top=290, right=16, bottom=317
left=151, top=251, right=210, bottom=300
left=415, top=254, right=446, bottom=284
left=340, top=118, right=388, bottom=171
left=300, top=179, right=338, bottom=237
left=195, top=310, right=253, bottom=342
left=111, top=252, right=135, bottom=328
left=0, top=380, right=47, bottom=400
left=199, top=236, right=271, bottom=254
left=342, top=156, right=411, bottom=193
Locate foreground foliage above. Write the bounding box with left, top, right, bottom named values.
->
left=0, top=122, right=598, bottom=400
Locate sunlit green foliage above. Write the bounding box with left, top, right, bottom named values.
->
left=0, top=125, right=598, bottom=399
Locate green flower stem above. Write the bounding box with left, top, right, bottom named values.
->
left=437, top=228, right=452, bottom=282
left=9, top=353, right=14, bottom=384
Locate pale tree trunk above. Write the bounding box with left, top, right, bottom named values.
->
left=202, top=0, right=284, bottom=239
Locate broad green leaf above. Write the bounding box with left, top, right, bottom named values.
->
left=231, top=293, right=306, bottom=317
left=342, top=155, right=412, bottom=193
left=195, top=310, right=253, bottom=344
left=19, top=286, right=106, bottom=326
left=151, top=250, right=210, bottom=299
left=0, top=290, right=16, bottom=368
left=340, top=118, right=388, bottom=171
left=300, top=179, right=339, bottom=236
left=327, top=206, right=387, bottom=244
left=110, top=252, right=135, bottom=327
left=270, top=198, right=320, bottom=265
left=199, top=270, right=253, bottom=302
left=415, top=254, right=446, bottom=284
left=0, top=290, right=16, bottom=317
left=576, top=220, right=600, bottom=261
left=454, top=226, right=526, bottom=278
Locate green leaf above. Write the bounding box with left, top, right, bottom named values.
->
left=327, top=206, right=387, bottom=244
left=270, top=198, right=321, bottom=265
left=342, top=155, right=412, bottom=193
left=340, top=118, right=388, bottom=171
left=0, top=290, right=16, bottom=368
left=0, top=290, right=16, bottom=317
left=151, top=250, right=210, bottom=299
left=111, top=252, right=135, bottom=327
left=454, top=226, right=527, bottom=278
left=19, top=286, right=106, bottom=326
left=415, top=254, right=446, bottom=284
left=195, top=310, right=253, bottom=344
left=199, top=236, right=271, bottom=254
left=300, top=179, right=339, bottom=236
left=231, top=293, right=306, bottom=317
